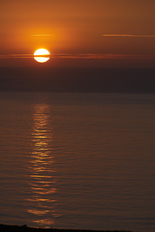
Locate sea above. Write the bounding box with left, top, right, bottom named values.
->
left=0, top=91, right=155, bottom=232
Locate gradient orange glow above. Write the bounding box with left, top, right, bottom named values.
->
left=1, top=0, right=155, bottom=67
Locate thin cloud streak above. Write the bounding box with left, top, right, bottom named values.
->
left=54, top=54, right=155, bottom=60
left=1, top=53, right=155, bottom=60
left=0, top=54, right=33, bottom=59
left=103, top=34, right=155, bottom=38
left=32, top=34, right=54, bottom=37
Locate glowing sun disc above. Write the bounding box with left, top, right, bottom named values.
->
left=34, top=48, right=50, bottom=63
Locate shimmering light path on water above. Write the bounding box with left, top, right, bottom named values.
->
left=0, top=92, right=155, bottom=232
left=27, top=103, right=56, bottom=226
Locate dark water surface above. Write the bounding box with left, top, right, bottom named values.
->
left=0, top=92, right=155, bottom=232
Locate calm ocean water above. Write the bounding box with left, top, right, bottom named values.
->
left=0, top=92, right=155, bottom=232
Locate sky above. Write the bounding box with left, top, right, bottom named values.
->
left=1, top=0, right=155, bottom=67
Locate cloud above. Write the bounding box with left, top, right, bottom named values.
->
left=0, top=54, right=33, bottom=59
left=102, top=34, right=155, bottom=38
left=53, top=54, right=155, bottom=60
left=1, top=53, right=155, bottom=60
left=54, top=53, right=155, bottom=60
left=32, top=34, right=54, bottom=37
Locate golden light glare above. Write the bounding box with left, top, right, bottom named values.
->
left=34, top=48, right=50, bottom=63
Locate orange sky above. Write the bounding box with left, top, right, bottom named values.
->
left=1, top=0, right=155, bottom=67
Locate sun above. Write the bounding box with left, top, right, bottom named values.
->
left=34, top=48, right=50, bottom=63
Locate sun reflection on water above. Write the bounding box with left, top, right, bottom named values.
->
left=27, top=103, right=56, bottom=227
